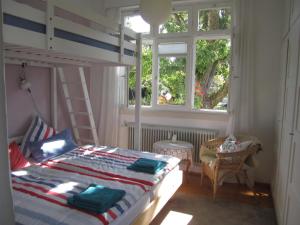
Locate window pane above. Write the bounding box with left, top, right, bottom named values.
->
left=124, top=15, right=150, bottom=34
left=159, top=56, right=186, bottom=105
left=128, top=43, right=152, bottom=106
left=158, top=42, right=187, bottom=55
left=198, top=8, right=231, bottom=31
left=194, top=39, right=231, bottom=110
left=159, top=11, right=188, bottom=34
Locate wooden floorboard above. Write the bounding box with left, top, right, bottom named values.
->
left=150, top=173, right=274, bottom=225
left=182, top=173, right=273, bottom=208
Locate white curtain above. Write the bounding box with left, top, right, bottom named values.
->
left=90, top=66, right=125, bottom=146
left=227, top=0, right=255, bottom=135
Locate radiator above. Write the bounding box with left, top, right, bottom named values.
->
left=127, top=123, right=218, bottom=162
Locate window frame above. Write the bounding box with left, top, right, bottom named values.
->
left=126, top=39, right=154, bottom=107
left=152, top=37, right=193, bottom=110
left=193, top=35, right=232, bottom=110
left=122, top=1, right=234, bottom=113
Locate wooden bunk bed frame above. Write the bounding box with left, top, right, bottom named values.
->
left=0, top=0, right=180, bottom=224
left=3, top=0, right=137, bottom=66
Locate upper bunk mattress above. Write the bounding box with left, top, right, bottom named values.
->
left=11, top=146, right=181, bottom=225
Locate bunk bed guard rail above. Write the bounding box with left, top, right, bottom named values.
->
left=3, top=0, right=139, bottom=66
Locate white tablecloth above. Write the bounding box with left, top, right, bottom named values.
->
left=153, top=140, right=193, bottom=162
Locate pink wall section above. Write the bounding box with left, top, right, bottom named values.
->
left=5, top=64, right=52, bottom=138
left=5, top=64, right=90, bottom=139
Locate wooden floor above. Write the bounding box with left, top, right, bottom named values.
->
left=150, top=172, right=274, bottom=225
left=181, top=173, right=274, bottom=208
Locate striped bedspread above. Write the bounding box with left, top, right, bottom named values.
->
left=12, top=146, right=180, bottom=225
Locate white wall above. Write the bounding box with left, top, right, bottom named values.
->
left=64, top=0, right=106, bottom=15
left=73, top=0, right=118, bottom=21
left=251, top=0, right=283, bottom=183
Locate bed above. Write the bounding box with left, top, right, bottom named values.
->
left=12, top=145, right=182, bottom=225
left=1, top=1, right=180, bottom=224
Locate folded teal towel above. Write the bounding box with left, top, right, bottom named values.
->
left=67, top=184, right=125, bottom=214
left=127, top=158, right=167, bottom=174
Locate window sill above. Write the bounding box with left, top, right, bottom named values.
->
left=124, top=105, right=228, bottom=114
left=120, top=106, right=230, bottom=121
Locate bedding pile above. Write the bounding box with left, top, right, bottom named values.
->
left=127, top=158, right=167, bottom=174
left=67, top=184, right=126, bottom=214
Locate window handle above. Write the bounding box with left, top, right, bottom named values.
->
left=289, top=132, right=294, bottom=136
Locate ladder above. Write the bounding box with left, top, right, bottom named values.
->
left=57, top=67, right=99, bottom=146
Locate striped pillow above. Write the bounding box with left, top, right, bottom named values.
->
left=21, top=116, right=56, bottom=158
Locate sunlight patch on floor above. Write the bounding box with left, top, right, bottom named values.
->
left=240, top=190, right=255, bottom=196
left=160, top=210, right=193, bottom=225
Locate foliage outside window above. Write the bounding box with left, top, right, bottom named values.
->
left=159, top=56, right=186, bottom=105
left=198, top=8, right=231, bottom=31
left=194, top=39, right=231, bottom=110
left=128, top=43, right=152, bottom=106
left=159, top=11, right=189, bottom=33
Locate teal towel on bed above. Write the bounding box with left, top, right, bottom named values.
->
left=67, top=184, right=125, bottom=214
left=127, top=158, right=167, bottom=174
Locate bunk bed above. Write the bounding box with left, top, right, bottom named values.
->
left=0, top=0, right=183, bottom=225
left=3, top=0, right=137, bottom=66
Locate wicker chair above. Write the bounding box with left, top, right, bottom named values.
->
left=199, top=136, right=261, bottom=199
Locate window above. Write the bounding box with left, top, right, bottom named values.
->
left=198, top=8, right=231, bottom=31
left=159, top=11, right=189, bottom=34
left=157, top=42, right=188, bottom=106
left=128, top=41, right=152, bottom=106
left=194, top=39, right=231, bottom=110
left=123, top=4, right=232, bottom=112
left=158, top=56, right=187, bottom=105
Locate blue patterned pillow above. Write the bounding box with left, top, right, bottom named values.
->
left=29, top=128, right=77, bottom=163
left=21, top=116, right=56, bottom=158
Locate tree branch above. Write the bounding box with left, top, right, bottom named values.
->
left=174, top=13, right=184, bottom=26
left=209, top=80, right=229, bottom=108
left=202, top=58, right=228, bottom=108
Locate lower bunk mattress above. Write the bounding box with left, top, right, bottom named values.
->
left=12, top=145, right=181, bottom=225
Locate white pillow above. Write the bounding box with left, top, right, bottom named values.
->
left=219, top=135, right=238, bottom=153
left=219, top=139, right=252, bottom=153
left=236, top=141, right=252, bottom=152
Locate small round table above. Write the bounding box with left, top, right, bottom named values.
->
left=153, top=140, right=193, bottom=173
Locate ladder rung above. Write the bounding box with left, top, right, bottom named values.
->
left=75, top=126, right=96, bottom=130
left=70, top=111, right=89, bottom=116
left=58, top=67, right=99, bottom=146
